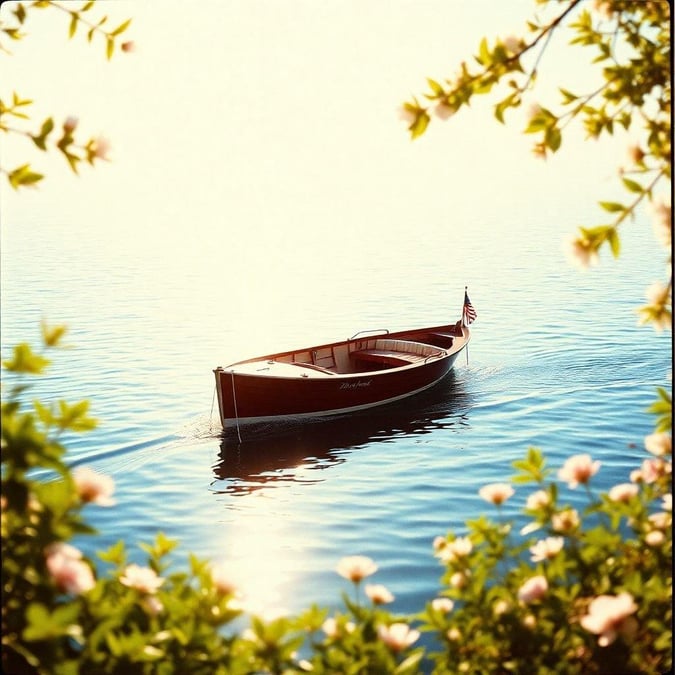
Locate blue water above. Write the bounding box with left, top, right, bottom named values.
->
left=1, top=209, right=670, bottom=622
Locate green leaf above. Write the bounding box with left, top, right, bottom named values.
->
left=622, top=177, right=643, bottom=194
left=599, top=201, right=625, bottom=213
left=607, top=228, right=620, bottom=258
left=69, top=12, right=78, bottom=38
left=106, top=37, right=114, bottom=60
left=8, top=164, right=44, bottom=189
left=14, top=3, right=27, bottom=24
left=426, top=78, right=444, bottom=98
left=410, top=111, right=430, bottom=140
left=80, top=0, right=94, bottom=10
left=110, top=18, right=132, bottom=36
left=41, top=320, right=67, bottom=347
left=3, top=342, right=50, bottom=373
left=23, top=603, right=80, bottom=641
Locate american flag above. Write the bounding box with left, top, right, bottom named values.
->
left=462, top=289, right=477, bottom=325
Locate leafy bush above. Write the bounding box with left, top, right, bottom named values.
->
left=1, top=326, right=671, bottom=674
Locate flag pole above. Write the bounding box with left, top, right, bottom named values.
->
left=463, top=286, right=469, bottom=366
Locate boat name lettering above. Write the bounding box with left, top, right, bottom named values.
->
left=340, top=379, right=372, bottom=390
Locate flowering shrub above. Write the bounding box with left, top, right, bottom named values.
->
left=1, top=327, right=671, bottom=674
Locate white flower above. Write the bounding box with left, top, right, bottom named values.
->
left=377, top=623, right=420, bottom=652
left=365, top=584, right=394, bottom=605
left=439, top=536, right=472, bottom=563
left=72, top=467, right=115, bottom=506
left=119, top=564, right=165, bottom=594
left=517, top=575, right=548, bottom=603
left=446, top=627, right=462, bottom=641
left=526, top=489, right=551, bottom=510
left=336, top=555, right=377, bottom=583
left=662, top=493, right=672, bottom=512
left=580, top=593, right=637, bottom=647
left=431, top=597, right=454, bottom=614
left=529, top=537, right=564, bottom=562
left=645, top=530, right=665, bottom=547
left=478, top=483, right=514, bottom=506
left=648, top=512, right=670, bottom=530
left=608, top=483, right=639, bottom=503
left=564, top=235, right=600, bottom=270
left=644, top=432, right=671, bottom=457
left=551, top=508, right=580, bottom=533
left=450, top=571, right=470, bottom=589
left=493, top=599, right=510, bottom=616
left=558, top=454, right=601, bottom=488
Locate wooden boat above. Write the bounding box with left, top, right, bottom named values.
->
left=213, top=313, right=472, bottom=431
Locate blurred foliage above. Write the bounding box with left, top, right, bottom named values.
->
left=0, top=0, right=134, bottom=189
left=1, top=331, right=671, bottom=673
left=401, top=0, right=671, bottom=330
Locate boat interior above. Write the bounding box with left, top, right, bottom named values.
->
left=232, top=328, right=465, bottom=378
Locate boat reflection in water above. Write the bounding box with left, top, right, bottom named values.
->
left=211, top=372, right=471, bottom=496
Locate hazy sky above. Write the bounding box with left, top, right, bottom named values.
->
left=2, top=0, right=637, bottom=261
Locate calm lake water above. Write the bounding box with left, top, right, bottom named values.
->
left=1, top=203, right=670, bottom=627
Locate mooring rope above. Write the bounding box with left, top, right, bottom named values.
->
left=230, top=371, right=242, bottom=444
left=209, top=382, right=216, bottom=432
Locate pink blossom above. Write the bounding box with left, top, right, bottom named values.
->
left=478, top=483, right=514, bottom=506
left=378, top=623, right=420, bottom=652
left=649, top=195, right=672, bottom=249
left=551, top=508, right=580, bottom=533
left=336, top=555, right=377, bottom=583
left=141, top=595, right=164, bottom=616
left=92, top=135, right=111, bottom=160
left=580, top=592, right=638, bottom=647
left=45, top=542, right=95, bottom=595
left=644, top=432, right=671, bottom=457
left=433, top=101, right=456, bottom=120
left=63, top=116, right=78, bottom=133
left=121, top=41, right=135, bottom=53
left=322, top=617, right=355, bottom=638
left=517, top=575, right=548, bottom=603
left=640, top=457, right=670, bottom=484
left=608, top=483, right=638, bottom=503
left=210, top=563, right=237, bottom=595
left=119, top=563, right=164, bottom=594
left=529, top=537, right=564, bottom=562
left=502, top=34, right=522, bottom=54
left=564, top=235, right=599, bottom=270
left=558, top=454, right=601, bottom=488
left=365, top=583, right=394, bottom=605
left=73, top=466, right=115, bottom=506
left=397, top=105, right=418, bottom=125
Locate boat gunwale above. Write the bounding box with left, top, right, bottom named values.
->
left=219, top=324, right=470, bottom=380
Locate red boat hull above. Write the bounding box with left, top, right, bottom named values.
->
left=214, top=322, right=469, bottom=427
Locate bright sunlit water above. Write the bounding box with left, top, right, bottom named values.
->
left=1, top=0, right=671, bottom=653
